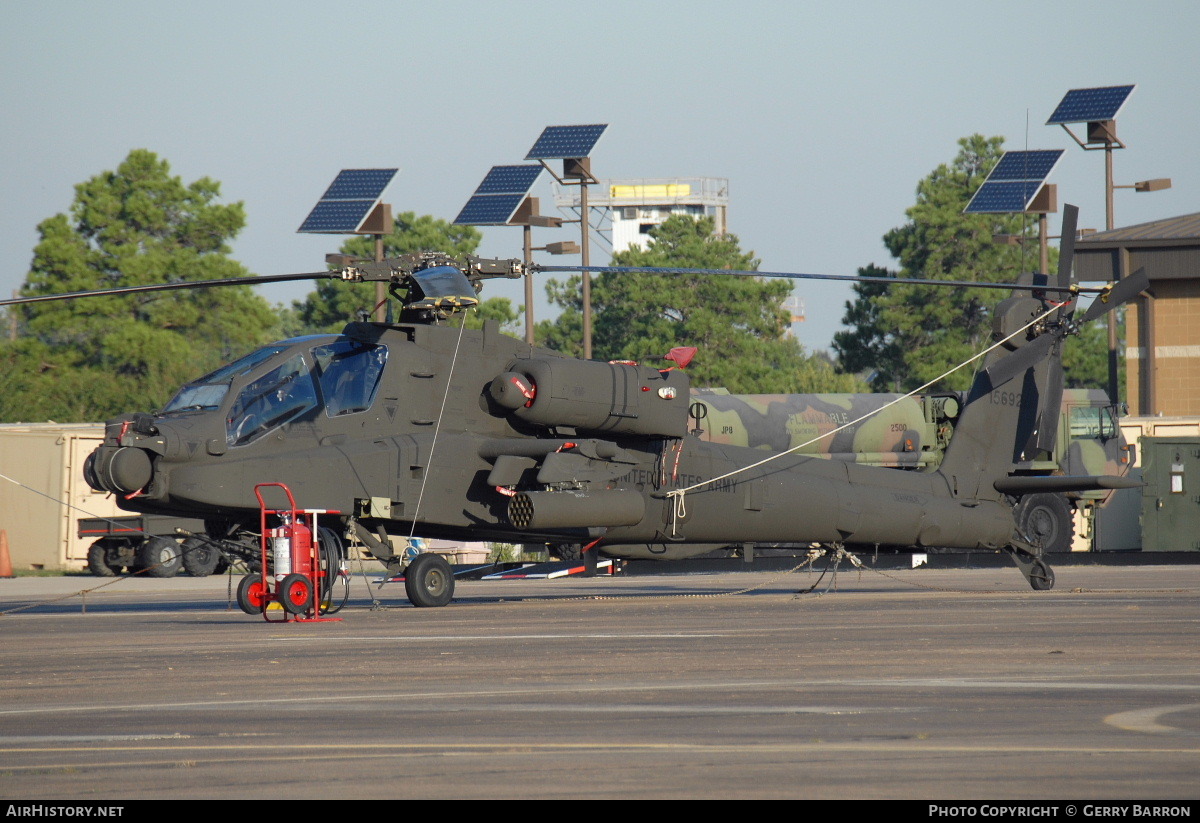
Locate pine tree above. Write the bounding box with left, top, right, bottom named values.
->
left=1, top=150, right=279, bottom=421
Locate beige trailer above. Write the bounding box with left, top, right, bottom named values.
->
left=0, top=423, right=125, bottom=571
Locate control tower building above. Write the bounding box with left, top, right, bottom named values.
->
left=553, top=177, right=729, bottom=254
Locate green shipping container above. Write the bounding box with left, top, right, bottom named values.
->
left=1140, top=437, right=1200, bottom=552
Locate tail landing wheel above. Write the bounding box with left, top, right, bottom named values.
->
left=1004, top=541, right=1057, bottom=592
left=1028, top=559, right=1055, bottom=591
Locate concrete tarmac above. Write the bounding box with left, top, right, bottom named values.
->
left=0, top=563, right=1197, bottom=799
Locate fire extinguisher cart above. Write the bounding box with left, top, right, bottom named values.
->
left=237, top=483, right=342, bottom=623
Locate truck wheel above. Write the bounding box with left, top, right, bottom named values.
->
left=180, top=536, right=221, bottom=577
left=552, top=543, right=582, bottom=561
left=137, top=536, right=182, bottom=578
left=1015, top=493, right=1074, bottom=555
left=404, top=553, right=454, bottom=608
left=87, top=540, right=124, bottom=577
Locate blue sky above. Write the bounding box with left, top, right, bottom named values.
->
left=2, top=0, right=1196, bottom=353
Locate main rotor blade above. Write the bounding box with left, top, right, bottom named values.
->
left=532, top=264, right=1112, bottom=295
left=1080, top=268, right=1150, bottom=323
left=1, top=271, right=335, bottom=308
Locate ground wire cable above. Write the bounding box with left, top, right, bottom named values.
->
left=0, top=470, right=218, bottom=603
left=664, top=300, right=1066, bottom=521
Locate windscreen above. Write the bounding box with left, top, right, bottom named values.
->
left=310, top=340, right=387, bottom=417
left=226, top=354, right=318, bottom=446
left=161, top=344, right=291, bottom=414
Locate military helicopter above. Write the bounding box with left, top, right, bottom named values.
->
left=4, top=205, right=1145, bottom=605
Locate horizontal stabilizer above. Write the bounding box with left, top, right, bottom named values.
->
left=994, top=475, right=1143, bottom=494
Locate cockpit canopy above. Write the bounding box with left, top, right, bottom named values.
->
left=161, top=337, right=388, bottom=447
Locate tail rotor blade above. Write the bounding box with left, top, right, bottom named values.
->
left=982, top=333, right=1055, bottom=389
left=1034, top=360, right=1064, bottom=454
left=1053, top=204, right=1079, bottom=316
left=1056, top=204, right=1078, bottom=291
left=1081, top=268, right=1150, bottom=324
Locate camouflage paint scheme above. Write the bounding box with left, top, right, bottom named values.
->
left=689, top=389, right=957, bottom=469
left=690, top=387, right=1130, bottom=499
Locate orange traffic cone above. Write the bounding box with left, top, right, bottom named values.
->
left=0, top=530, right=13, bottom=578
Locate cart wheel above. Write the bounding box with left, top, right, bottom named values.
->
left=279, top=573, right=313, bottom=615
left=236, top=575, right=269, bottom=615
left=404, top=553, right=455, bottom=608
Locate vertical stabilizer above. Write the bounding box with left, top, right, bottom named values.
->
left=936, top=311, right=1054, bottom=501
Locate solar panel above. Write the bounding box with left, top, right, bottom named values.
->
left=322, top=168, right=398, bottom=200
left=526, top=124, right=608, bottom=159
left=964, top=181, right=1046, bottom=214
left=298, top=199, right=379, bottom=233
left=1046, top=85, right=1135, bottom=124
left=989, top=149, right=1064, bottom=182
left=298, top=168, right=398, bottom=233
left=453, top=193, right=527, bottom=226
left=475, top=165, right=542, bottom=195
left=964, top=149, right=1063, bottom=214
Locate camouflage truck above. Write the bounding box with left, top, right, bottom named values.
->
left=688, top=388, right=1132, bottom=554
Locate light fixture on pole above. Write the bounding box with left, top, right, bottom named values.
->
left=1048, top=84, right=1172, bottom=401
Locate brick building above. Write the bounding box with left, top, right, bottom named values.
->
left=1076, top=213, right=1200, bottom=416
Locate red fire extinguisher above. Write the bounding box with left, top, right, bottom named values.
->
left=271, top=513, right=314, bottom=580
left=239, top=483, right=342, bottom=623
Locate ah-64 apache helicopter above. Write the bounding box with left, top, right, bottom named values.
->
left=5, top=205, right=1145, bottom=606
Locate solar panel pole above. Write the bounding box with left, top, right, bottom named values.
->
left=523, top=225, right=535, bottom=344
left=525, top=126, right=608, bottom=360
left=359, top=201, right=394, bottom=323
left=580, top=179, right=592, bottom=360
left=375, top=233, right=386, bottom=322
left=297, top=168, right=398, bottom=322
left=1047, top=87, right=1139, bottom=403
left=536, top=158, right=598, bottom=358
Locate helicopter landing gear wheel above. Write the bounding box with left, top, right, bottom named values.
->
left=279, top=573, right=313, bottom=615
left=236, top=575, right=269, bottom=614
left=404, top=553, right=454, bottom=608
left=1028, top=560, right=1055, bottom=591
